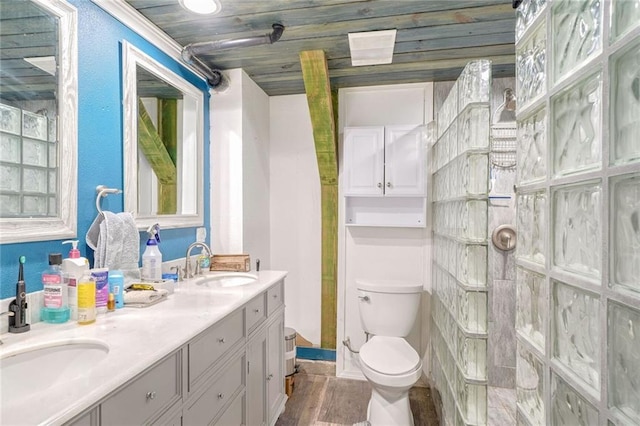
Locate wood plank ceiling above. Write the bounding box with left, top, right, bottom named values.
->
left=127, top=0, right=516, bottom=96
left=0, top=0, right=58, bottom=102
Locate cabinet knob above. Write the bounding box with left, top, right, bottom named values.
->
left=146, top=391, right=157, bottom=400
left=386, top=182, right=391, bottom=188
left=217, top=337, right=226, bottom=344
left=217, top=393, right=224, bottom=400
left=253, top=308, right=260, bottom=313
left=377, top=182, right=382, bottom=188
left=272, top=294, right=278, bottom=299
left=266, top=373, right=274, bottom=381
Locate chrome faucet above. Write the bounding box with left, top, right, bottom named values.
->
left=184, top=242, right=212, bottom=279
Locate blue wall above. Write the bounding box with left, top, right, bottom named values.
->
left=0, top=0, right=210, bottom=299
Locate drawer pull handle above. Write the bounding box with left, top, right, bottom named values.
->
left=217, top=337, right=226, bottom=344
left=217, top=393, right=224, bottom=400
left=253, top=308, right=260, bottom=313
left=266, top=373, right=273, bottom=381
left=146, top=391, right=157, bottom=400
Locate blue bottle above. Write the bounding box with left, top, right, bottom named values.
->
left=108, top=269, right=125, bottom=309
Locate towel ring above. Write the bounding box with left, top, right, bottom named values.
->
left=96, top=185, right=122, bottom=213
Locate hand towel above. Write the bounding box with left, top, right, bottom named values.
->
left=86, top=211, right=141, bottom=284
left=124, top=288, right=169, bottom=305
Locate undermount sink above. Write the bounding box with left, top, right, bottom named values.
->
left=197, top=273, right=259, bottom=288
left=0, top=338, right=110, bottom=424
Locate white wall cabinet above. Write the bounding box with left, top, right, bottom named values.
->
left=343, top=125, right=425, bottom=197
left=343, top=125, right=427, bottom=227
left=66, top=280, right=287, bottom=426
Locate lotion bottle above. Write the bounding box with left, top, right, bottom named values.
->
left=142, top=223, right=162, bottom=281
left=61, top=240, right=89, bottom=321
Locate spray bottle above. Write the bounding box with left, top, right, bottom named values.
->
left=142, top=223, right=162, bottom=281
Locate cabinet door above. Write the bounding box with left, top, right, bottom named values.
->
left=384, top=125, right=425, bottom=196
left=246, top=332, right=267, bottom=426
left=266, top=312, right=286, bottom=425
left=343, top=127, right=384, bottom=196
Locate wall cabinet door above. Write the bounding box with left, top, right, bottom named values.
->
left=266, top=311, right=285, bottom=425
left=343, top=126, right=424, bottom=197
left=343, top=127, right=385, bottom=195
left=384, top=126, right=425, bottom=196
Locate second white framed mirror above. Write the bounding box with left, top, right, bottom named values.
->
left=122, top=41, right=204, bottom=230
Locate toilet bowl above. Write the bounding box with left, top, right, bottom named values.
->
left=356, top=280, right=424, bottom=426
left=359, top=336, right=422, bottom=426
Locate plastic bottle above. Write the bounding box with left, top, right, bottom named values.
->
left=61, top=240, right=89, bottom=321
left=91, top=268, right=109, bottom=315
left=41, top=253, right=70, bottom=323
left=142, top=223, right=162, bottom=282
left=108, top=269, right=125, bottom=309
left=77, top=271, right=96, bottom=325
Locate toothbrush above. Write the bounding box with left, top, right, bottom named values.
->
left=9, top=256, right=30, bottom=333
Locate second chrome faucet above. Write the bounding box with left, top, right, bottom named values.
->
left=184, top=242, right=212, bottom=279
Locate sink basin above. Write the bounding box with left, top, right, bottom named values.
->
left=0, top=338, right=109, bottom=424
left=197, top=273, right=258, bottom=288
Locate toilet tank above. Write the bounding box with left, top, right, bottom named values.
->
left=357, top=279, right=423, bottom=337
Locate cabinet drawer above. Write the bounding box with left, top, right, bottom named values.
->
left=189, top=308, right=244, bottom=389
left=267, top=281, right=283, bottom=316
left=183, top=355, right=244, bottom=426
left=246, top=293, right=266, bottom=332
left=215, top=392, right=244, bottom=425
left=101, top=352, right=181, bottom=425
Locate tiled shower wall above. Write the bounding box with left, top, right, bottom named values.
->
left=515, top=0, right=640, bottom=425
left=431, top=60, right=492, bottom=426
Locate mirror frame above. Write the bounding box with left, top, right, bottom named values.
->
left=0, top=0, right=78, bottom=244
left=122, top=41, right=204, bottom=230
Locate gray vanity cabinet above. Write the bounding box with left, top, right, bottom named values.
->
left=65, top=279, right=286, bottom=426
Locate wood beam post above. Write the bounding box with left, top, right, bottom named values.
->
left=300, top=50, right=338, bottom=349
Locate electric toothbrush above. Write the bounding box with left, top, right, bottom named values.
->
left=9, top=255, right=30, bottom=333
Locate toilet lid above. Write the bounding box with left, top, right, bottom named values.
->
left=360, top=336, right=420, bottom=376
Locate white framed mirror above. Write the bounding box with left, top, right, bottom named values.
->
left=0, top=0, right=78, bottom=243
left=122, top=41, right=204, bottom=230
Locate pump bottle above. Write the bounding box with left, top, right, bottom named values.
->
left=61, top=240, right=89, bottom=320
left=142, top=223, right=162, bottom=281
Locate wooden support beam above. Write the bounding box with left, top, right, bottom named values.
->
left=158, top=99, right=178, bottom=214
left=300, top=50, right=338, bottom=349
left=137, top=99, right=177, bottom=186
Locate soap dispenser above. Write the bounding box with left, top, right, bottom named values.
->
left=61, top=240, right=89, bottom=321
left=142, top=223, right=162, bottom=282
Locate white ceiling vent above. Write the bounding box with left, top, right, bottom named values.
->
left=348, top=29, right=397, bottom=66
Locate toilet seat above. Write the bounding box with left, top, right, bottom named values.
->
left=360, top=336, right=420, bottom=375
left=359, top=336, right=422, bottom=388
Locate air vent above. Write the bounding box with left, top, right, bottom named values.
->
left=348, top=29, right=397, bottom=66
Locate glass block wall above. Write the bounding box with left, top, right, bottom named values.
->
left=0, top=103, right=58, bottom=217
left=430, top=60, right=491, bottom=426
left=515, top=0, right=640, bottom=424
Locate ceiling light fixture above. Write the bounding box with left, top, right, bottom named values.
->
left=179, top=0, right=221, bottom=15
left=348, top=29, right=397, bottom=66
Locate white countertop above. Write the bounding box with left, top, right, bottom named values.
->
left=0, top=270, right=287, bottom=426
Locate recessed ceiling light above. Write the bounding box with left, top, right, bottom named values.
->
left=179, top=0, right=221, bottom=15
left=348, top=29, right=397, bottom=66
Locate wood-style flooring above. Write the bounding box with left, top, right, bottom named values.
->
left=275, top=360, right=439, bottom=426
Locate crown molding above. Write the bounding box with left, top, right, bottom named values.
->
left=91, top=0, right=207, bottom=82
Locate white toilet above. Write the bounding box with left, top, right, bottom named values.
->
left=357, top=279, right=423, bottom=426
